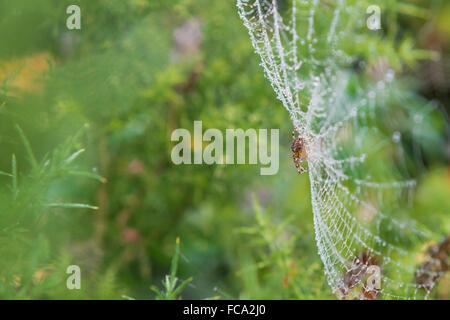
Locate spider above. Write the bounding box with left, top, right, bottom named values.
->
left=291, top=129, right=307, bottom=174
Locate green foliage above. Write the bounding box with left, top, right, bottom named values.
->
left=151, top=238, right=193, bottom=300
left=0, top=125, right=104, bottom=298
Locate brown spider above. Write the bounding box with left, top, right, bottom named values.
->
left=291, top=130, right=307, bottom=174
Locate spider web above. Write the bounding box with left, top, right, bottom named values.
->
left=237, top=0, right=444, bottom=299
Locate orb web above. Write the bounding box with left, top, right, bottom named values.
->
left=237, top=0, right=445, bottom=299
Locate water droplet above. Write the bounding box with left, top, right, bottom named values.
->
left=392, top=131, right=401, bottom=143
left=414, top=114, right=423, bottom=124
left=385, top=69, right=395, bottom=83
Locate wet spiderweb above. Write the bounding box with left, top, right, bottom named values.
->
left=237, top=0, right=445, bottom=299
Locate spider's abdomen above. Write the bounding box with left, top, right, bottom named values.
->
left=291, top=137, right=304, bottom=154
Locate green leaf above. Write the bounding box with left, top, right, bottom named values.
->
left=150, top=285, right=164, bottom=299
left=171, top=277, right=193, bottom=298
left=65, top=149, right=85, bottom=164
left=0, top=170, right=12, bottom=177
left=67, top=170, right=107, bottom=183
left=16, top=125, right=38, bottom=169
left=46, top=203, right=99, bottom=210
left=170, top=237, right=181, bottom=287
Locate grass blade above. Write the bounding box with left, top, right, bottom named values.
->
left=171, top=237, right=180, bottom=285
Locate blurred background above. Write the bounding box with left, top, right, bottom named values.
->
left=0, top=0, right=448, bottom=299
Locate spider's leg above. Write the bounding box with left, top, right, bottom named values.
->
left=299, top=165, right=307, bottom=174
left=293, top=157, right=302, bottom=174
